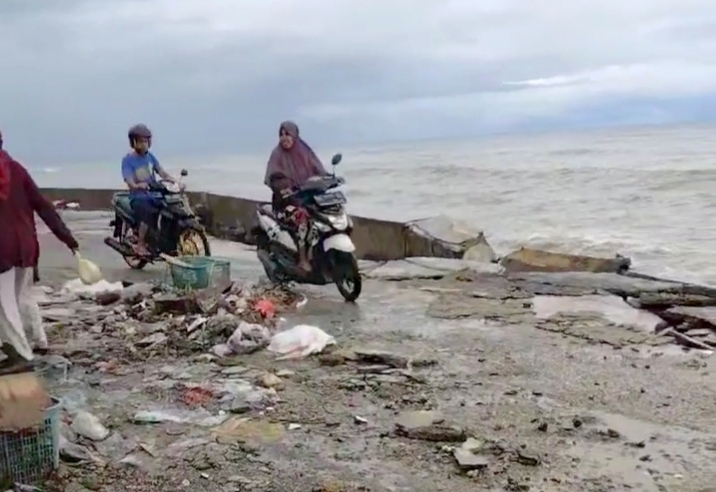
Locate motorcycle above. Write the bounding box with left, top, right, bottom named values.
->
left=252, top=153, right=362, bottom=302
left=104, top=169, right=211, bottom=269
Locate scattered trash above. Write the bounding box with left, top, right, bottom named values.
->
left=187, top=316, right=208, bottom=333
left=227, top=322, right=271, bottom=355
left=62, top=278, right=123, bottom=296
left=253, top=298, right=276, bottom=319
left=71, top=411, right=110, bottom=441
left=453, top=438, right=490, bottom=471
left=212, top=417, right=284, bottom=444
left=268, top=325, right=335, bottom=359
left=256, top=372, right=283, bottom=389
left=53, top=200, right=81, bottom=210
left=181, top=387, right=214, bottom=407
left=131, top=409, right=228, bottom=427
left=211, top=343, right=233, bottom=357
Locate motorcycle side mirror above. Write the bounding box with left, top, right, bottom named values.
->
left=180, top=169, right=188, bottom=177
left=331, top=153, right=342, bottom=166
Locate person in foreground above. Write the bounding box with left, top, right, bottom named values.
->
left=121, top=124, right=182, bottom=256
left=264, top=121, right=328, bottom=272
left=0, top=132, right=79, bottom=372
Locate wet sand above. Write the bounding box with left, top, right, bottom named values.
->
left=34, top=213, right=716, bottom=492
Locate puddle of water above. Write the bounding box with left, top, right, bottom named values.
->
left=532, top=295, right=662, bottom=333
left=284, top=283, right=506, bottom=342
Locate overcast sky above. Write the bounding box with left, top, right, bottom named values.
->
left=2, top=0, right=716, bottom=163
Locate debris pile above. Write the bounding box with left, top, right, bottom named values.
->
left=42, top=280, right=307, bottom=363
left=33, top=278, right=335, bottom=490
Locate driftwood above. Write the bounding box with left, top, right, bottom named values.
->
left=660, top=327, right=714, bottom=351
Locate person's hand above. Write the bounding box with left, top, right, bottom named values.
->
left=135, top=182, right=149, bottom=190
left=280, top=187, right=293, bottom=198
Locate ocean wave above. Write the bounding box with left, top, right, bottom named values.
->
left=548, top=147, right=603, bottom=157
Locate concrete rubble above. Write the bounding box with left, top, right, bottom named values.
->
left=363, top=248, right=716, bottom=351
left=405, top=214, right=499, bottom=261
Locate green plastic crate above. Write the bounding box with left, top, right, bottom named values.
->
left=170, top=256, right=230, bottom=291
left=0, top=397, right=60, bottom=485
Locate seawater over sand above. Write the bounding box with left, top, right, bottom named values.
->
left=35, top=124, right=716, bottom=286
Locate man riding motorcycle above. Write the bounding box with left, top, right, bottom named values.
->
left=264, top=121, right=327, bottom=273
left=121, top=124, right=182, bottom=256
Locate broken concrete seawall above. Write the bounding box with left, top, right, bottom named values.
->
left=39, top=188, right=497, bottom=262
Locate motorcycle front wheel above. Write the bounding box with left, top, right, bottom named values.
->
left=331, top=251, right=362, bottom=302
left=177, top=228, right=211, bottom=257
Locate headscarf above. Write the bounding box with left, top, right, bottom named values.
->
left=264, top=121, right=326, bottom=191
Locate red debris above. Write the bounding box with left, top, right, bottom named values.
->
left=254, top=298, right=276, bottom=319
left=181, top=387, right=214, bottom=407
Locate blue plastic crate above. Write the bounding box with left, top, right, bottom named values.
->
left=0, top=397, right=60, bottom=485
left=170, top=256, right=230, bottom=291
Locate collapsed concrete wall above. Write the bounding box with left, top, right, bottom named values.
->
left=500, top=247, right=631, bottom=274
left=39, top=188, right=497, bottom=262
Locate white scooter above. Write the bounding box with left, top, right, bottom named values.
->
left=252, top=154, right=361, bottom=302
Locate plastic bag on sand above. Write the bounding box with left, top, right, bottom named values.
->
left=211, top=343, right=233, bottom=357
left=228, top=321, right=271, bottom=355
left=62, top=278, right=123, bottom=296
left=268, top=325, right=335, bottom=359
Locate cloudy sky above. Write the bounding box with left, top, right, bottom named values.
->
left=2, top=0, right=716, bottom=163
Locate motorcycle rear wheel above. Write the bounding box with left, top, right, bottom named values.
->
left=331, top=251, right=362, bottom=302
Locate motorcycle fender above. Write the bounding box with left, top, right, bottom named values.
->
left=323, top=234, right=356, bottom=253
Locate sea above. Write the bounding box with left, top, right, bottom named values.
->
left=33, top=124, right=716, bottom=286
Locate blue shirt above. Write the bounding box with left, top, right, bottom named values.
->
left=121, top=152, right=159, bottom=199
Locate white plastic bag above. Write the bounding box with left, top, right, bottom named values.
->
left=268, top=324, right=335, bottom=359
left=211, top=343, right=233, bottom=357
left=76, top=252, right=103, bottom=285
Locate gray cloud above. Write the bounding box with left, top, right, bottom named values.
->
left=2, top=0, right=716, bottom=163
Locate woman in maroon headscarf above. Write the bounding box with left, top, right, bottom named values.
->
left=0, top=135, right=79, bottom=371
left=264, top=121, right=327, bottom=272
